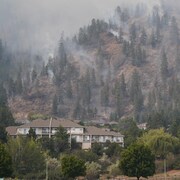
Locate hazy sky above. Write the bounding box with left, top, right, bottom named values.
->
left=0, top=0, right=158, bottom=57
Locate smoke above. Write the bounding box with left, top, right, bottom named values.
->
left=0, top=0, right=173, bottom=58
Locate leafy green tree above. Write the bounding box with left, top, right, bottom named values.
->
left=6, top=137, right=45, bottom=178
left=169, top=116, right=180, bottom=138
left=91, top=142, right=104, bottom=156
left=118, top=118, right=141, bottom=147
left=38, top=137, right=54, bottom=156
left=138, top=128, right=179, bottom=159
left=119, top=143, right=155, bottom=180
left=85, top=161, right=101, bottom=180
left=105, top=142, right=122, bottom=158
left=60, top=155, right=86, bottom=179
left=0, top=142, right=13, bottom=178
left=147, top=111, right=168, bottom=129
left=74, top=150, right=98, bottom=163
left=53, top=126, right=69, bottom=156
left=0, top=126, right=7, bottom=143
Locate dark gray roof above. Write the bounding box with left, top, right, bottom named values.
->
left=84, top=126, right=123, bottom=136
left=19, top=119, right=83, bottom=128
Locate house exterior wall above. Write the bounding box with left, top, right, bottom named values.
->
left=17, top=128, right=30, bottom=135
left=67, top=127, right=84, bottom=134
left=13, top=126, right=124, bottom=148
left=72, top=135, right=83, bottom=143
left=82, top=142, right=91, bottom=149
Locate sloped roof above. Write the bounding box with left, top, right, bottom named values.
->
left=84, top=126, right=123, bottom=137
left=6, top=126, right=18, bottom=136
left=19, top=119, right=83, bottom=128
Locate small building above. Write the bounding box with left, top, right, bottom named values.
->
left=6, top=118, right=124, bottom=149
left=137, top=123, right=147, bottom=130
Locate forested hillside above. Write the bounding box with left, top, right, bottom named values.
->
left=0, top=1, right=180, bottom=133
left=0, top=1, right=180, bottom=179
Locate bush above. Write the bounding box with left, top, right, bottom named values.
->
left=85, top=162, right=101, bottom=180
left=27, top=112, right=49, bottom=121
left=60, top=155, right=86, bottom=178
left=108, top=161, right=122, bottom=177
left=74, top=150, right=98, bottom=162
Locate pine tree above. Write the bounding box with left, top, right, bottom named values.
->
left=52, top=94, right=58, bottom=115
left=91, top=68, right=96, bottom=87
left=122, top=40, right=130, bottom=57
left=150, top=29, right=156, bottom=48
left=0, top=84, right=14, bottom=126
left=40, top=62, right=48, bottom=77
left=147, top=90, right=156, bottom=111
left=101, top=82, right=109, bottom=107
left=130, top=70, right=144, bottom=117
left=140, top=28, right=147, bottom=46
left=118, top=28, right=124, bottom=43
left=175, top=47, right=180, bottom=72
left=66, top=79, right=73, bottom=99
left=58, top=36, right=67, bottom=68
left=160, top=50, right=168, bottom=82
left=31, top=67, right=37, bottom=82
left=16, top=71, right=23, bottom=95
left=0, top=39, right=3, bottom=60
left=120, top=73, right=127, bottom=97
left=129, top=23, right=137, bottom=43
left=170, top=17, right=179, bottom=44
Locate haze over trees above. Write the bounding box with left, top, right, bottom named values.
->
left=0, top=0, right=180, bottom=178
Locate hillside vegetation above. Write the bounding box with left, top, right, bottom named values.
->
left=0, top=1, right=180, bottom=130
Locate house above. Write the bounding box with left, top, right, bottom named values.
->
left=137, top=123, right=147, bottom=130
left=82, top=126, right=124, bottom=149
left=6, top=118, right=124, bottom=149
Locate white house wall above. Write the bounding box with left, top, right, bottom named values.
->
left=67, top=128, right=84, bottom=134
left=15, top=126, right=124, bottom=147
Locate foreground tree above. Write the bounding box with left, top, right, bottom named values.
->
left=0, top=126, right=7, bottom=143
left=6, top=137, right=45, bottom=178
left=118, top=118, right=141, bottom=147
left=119, top=143, right=155, bottom=180
left=138, top=128, right=179, bottom=158
left=27, top=127, right=37, bottom=140
left=60, top=155, right=86, bottom=179
left=53, top=126, right=69, bottom=156
left=0, top=142, right=13, bottom=178
left=0, top=85, right=14, bottom=126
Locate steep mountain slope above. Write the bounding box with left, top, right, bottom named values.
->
left=5, top=2, right=180, bottom=124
